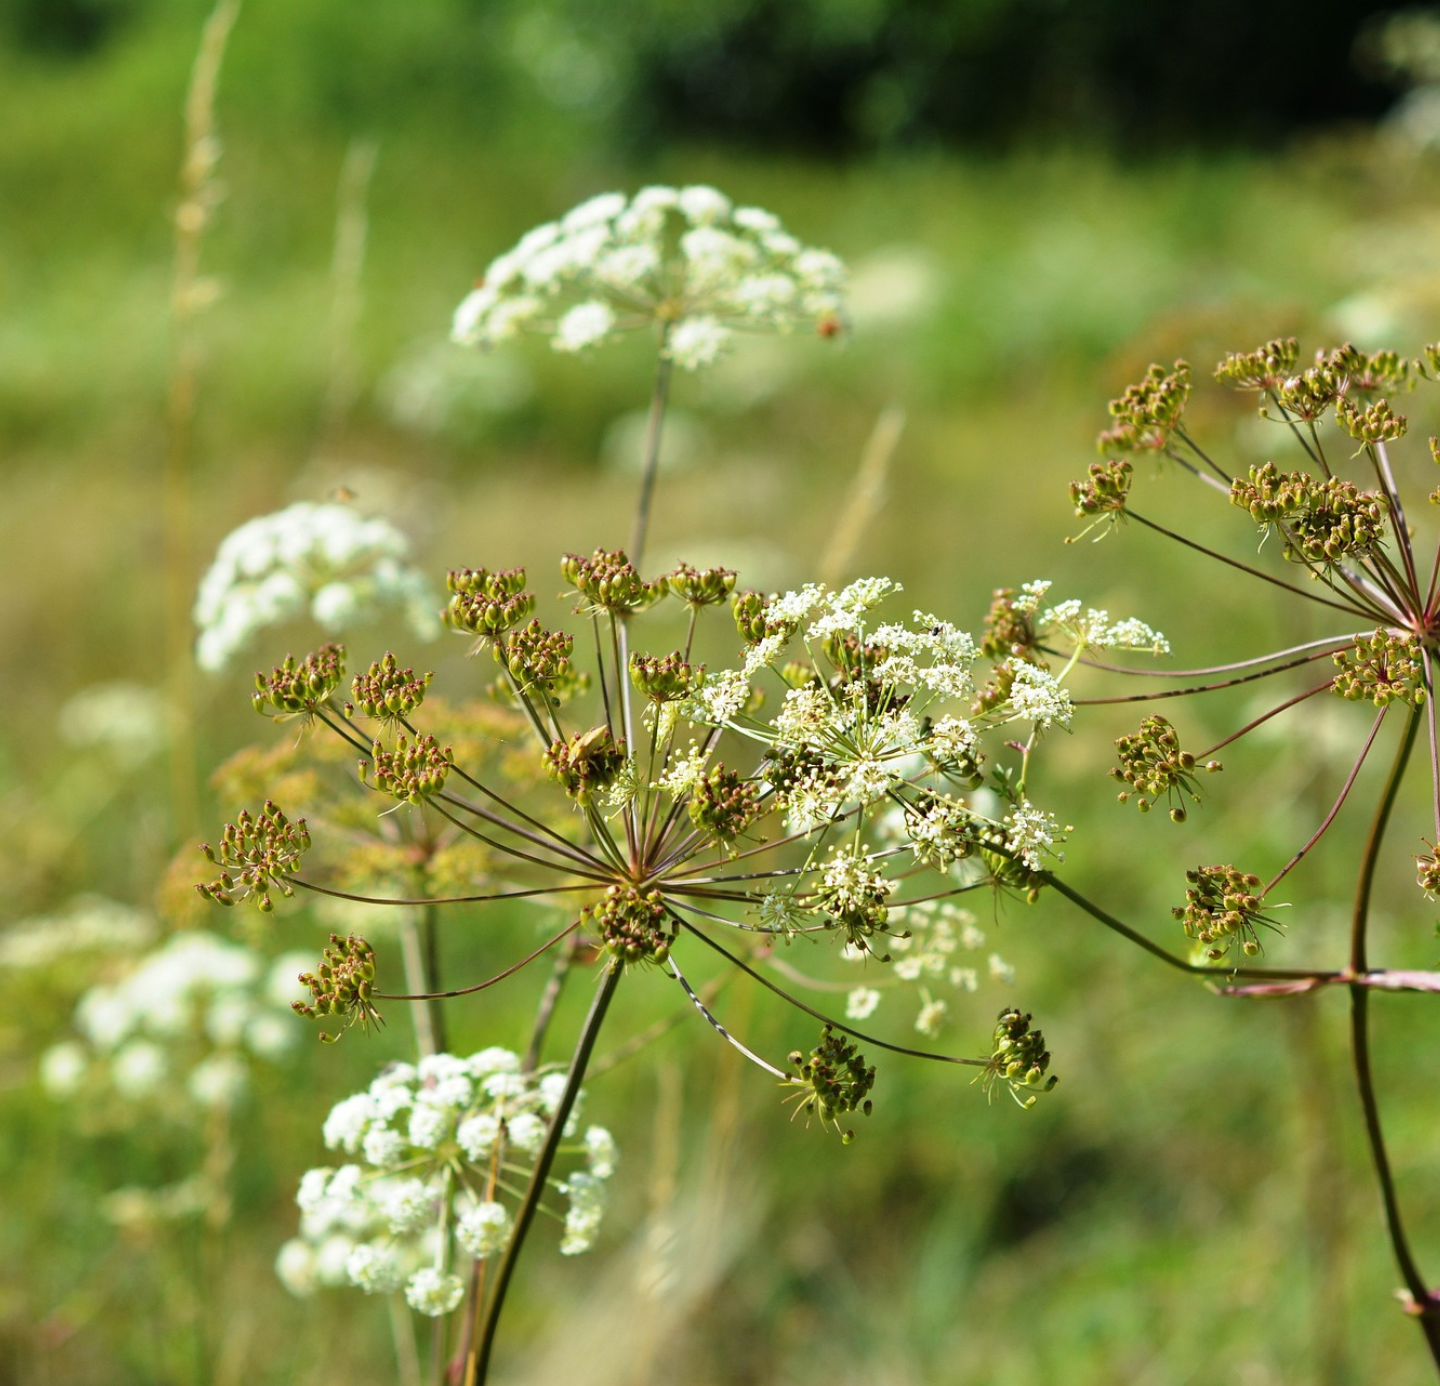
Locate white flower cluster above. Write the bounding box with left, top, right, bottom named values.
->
left=1003, top=800, right=1070, bottom=871
left=1, top=894, right=156, bottom=971
left=193, top=502, right=441, bottom=672
left=278, top=1048, right=617, bottom=1316
left=1007, top=662, right=1075, bottom=730
left=57, top=682, right=170, bottom=769
left=843, top=898, right=990, bottom=1037
left=40, top=934, right=308, bottom=1113
left=452, top=186, right=846, bottom=370
left=1039, top=599, right=1170, bottom=656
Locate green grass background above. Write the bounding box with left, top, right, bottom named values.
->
left=5, top=3, right=1440, bottom=1382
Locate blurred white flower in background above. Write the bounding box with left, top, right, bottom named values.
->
left=40, top=932, right=312, bottom=1116
left=278, top=1048, right=618, bottom=1313
left=452, top=185, right=846, bottom=370
left=193, top=501, right=440, bottom=672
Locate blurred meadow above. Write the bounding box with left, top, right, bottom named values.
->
left=8, top=1, right=1440, bottom=1382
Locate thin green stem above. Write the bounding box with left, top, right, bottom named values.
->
left=630, top=338, right=673, bottom=570
left=1344, top=707, right=1440, bottom=1360
left=467, top=964, right=621, bottom=1386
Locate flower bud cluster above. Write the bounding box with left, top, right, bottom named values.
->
left=1174, top=864, right=1270, bottom=960
left=361, top=733, right=451, bottom=804
left=293, top=933, right=382, bottom=1043
left=1070, top=458, right=1133, bottom=522
left=1214, top=337, right=1300, bottom=391
left=1417, top=844, right=1440, bottom=898
left=41, top=934, right=307, bottom=1118
left=1230, top=464, right=1386, bottom=564
left=451, top=186, right=845, bottom=371
left=667, top=562, right=736, bottom=608
left=629, top=651, right=705, bottom=703
left=784, top=1026, right=875, bottom=1144
left=1331, top=344, right=1412, bottom=396
left=1111, top=715, right=1221, bottom=820
left=253, top=644, right=346, bottom=718
left=1331, top=630, right=1426, bottom=707
left=1275, top=363, right=1342, bottom=420
left=197, top=801, right=310, bottom=911
left=1336, top=396, right=1407, bottom=445
left=544, top=726, right=628, bottom=804
left=194, top=503, right=438, bottom=672
left=347, top=652, right=432, bottom=724
left=1096, top=360, right=1191, bottom=454
left=686, top=765, right=760, bottom=845
left=980, top=587, right=1043, bottom=662
left=495, top=620, right=575, bottom=693
left=581, top=885, right=674, bottom=966
left=562, top=549, right=665, bottom=615
left=983, top=1008, right=1058, bottom=1108
left=814, top=846, right=895, bottom=949
left=445, top=566, right=534, bottom=640
left=732, top=588, right=785, bottom=645
left=278, top=1049, right=618, bottom=1311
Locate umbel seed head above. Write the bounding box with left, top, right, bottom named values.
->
left=561, top=549, right=665, bottom=615
left=293, top=933, right=383, bottom=1043
left=783, top=1025, right=875, bottom=1143
left=982, top=1007, right=1057, bottom=1108
left=348, top=652, right=432, bottom=724
left=581, top=885, right=674, bottom=967
left=196, top=800, right=311, bottom=911
left=253, top=644, right=346, bottom=718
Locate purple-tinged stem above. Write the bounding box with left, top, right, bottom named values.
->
left=1424, top=651, right=1440, bottom=843
left=1073, top=635, right=1352, bottom=680
left=1343, top=707, right=1440, bottom=1370
left=1077, top=664, right=1333, bottom=707
left=1373, top=440, right=1422, bottom=604
left=678, top=918, right=987, bottom=1068
left=466, top=964, right=621, bottom=1386
left=378, top=920, right=579, bottom=1001
left=1198, top=678, right=1334, bottom=758
left=1263, top=706, right=1386, bottom=894
left=1128, top=509, right=1379, bottom=621
left=287, top=875, right=600, bottom=908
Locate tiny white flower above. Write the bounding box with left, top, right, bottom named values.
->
left=668, top=315, right=731, bottom=371
left=275, top=1238, right=319, bottom=1297
left=916, top=999, right=949, bottom=1037
left=846, top=987, right=882, bottom=1021
left=457, top=1113, right=501, bottom=1162
left=110, top=1040, right=167, bottom=1098
left=347, top=1241, right=406, bottom=1295
left=380, top=1178, right=435, bottom=1236
left=406, top=1267, right=466, bottom=1317
left=40, top=1041, right=87, bottom=1097
left=678, top=184, right=733, bottom=223
left=583, top=1125, right=618, bottom=1178
left=988, top=953, right=1017, bottom=985
left=457, top=1201, right=512, bottom=1259
left=506, top=1112, right=546, bottom=1153
left=187, top=1053, right=247, bottom=1109
left=553, top=300, right=617, bottom=354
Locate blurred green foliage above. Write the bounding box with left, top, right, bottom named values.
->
left=5, top=1, right=1440, bottom=1383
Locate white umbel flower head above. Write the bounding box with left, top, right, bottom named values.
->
left=193, top=502, right=440, bottom=671
left=452, top=186, right=846, bottom=370
left=405, top=1267, right=466, bottom=1317
left=281, top=1048, right=618, bottom=1307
